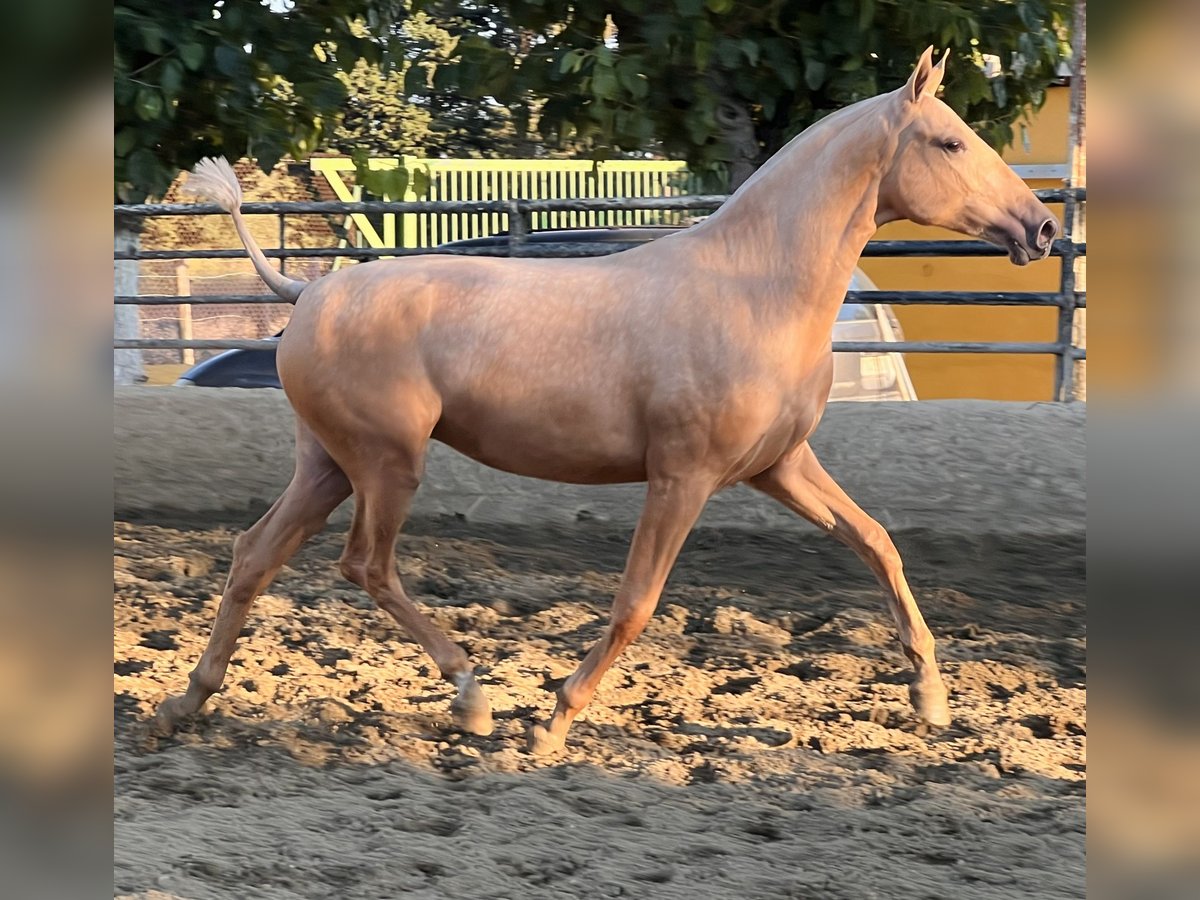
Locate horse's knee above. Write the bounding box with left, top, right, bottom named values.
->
left=361, top=560, right=400, bottom=596
left=226, top=530, right=272, bottom=585
left=230, top=528, right=255, bottom=560
left=340, top=553, right=396, bottom=598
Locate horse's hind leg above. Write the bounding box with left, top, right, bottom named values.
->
left=337, top=448, right=493, bottom=736
left=747, top=443, right=950, bottom=727
left=153, top=424, right=351, bottom=735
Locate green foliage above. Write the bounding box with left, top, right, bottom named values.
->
left=115, top=0, right=1072, bottom=202
left=333, top=58, right=436, bottom=158
left=413, top=0, right=1073, bottom=186
left=331, top=9, right=530, bottom=163
left=114, top=0, right=407, bottom=201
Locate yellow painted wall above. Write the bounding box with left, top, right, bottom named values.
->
left=858, top=86, right=1072, bottom=400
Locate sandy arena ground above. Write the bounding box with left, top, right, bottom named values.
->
left=114, top=516, right=1085, bottom=899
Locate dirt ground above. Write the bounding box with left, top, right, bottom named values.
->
left=114, top=516, right=1085, bottom=900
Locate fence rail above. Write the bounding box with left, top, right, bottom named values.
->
left=114, top=187, right=1086, bottom=397
left=111, top=187, right=1085, bottom=220
left=115, top=238, right=1085, bottom=262
left=112, top=337, right=1090, bottom=356
left=113, top=289, right=1086, bottom=309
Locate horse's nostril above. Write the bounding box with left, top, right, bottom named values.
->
left=1037, top=218, right=1058, bottom=249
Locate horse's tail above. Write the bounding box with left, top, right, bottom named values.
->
left=181, top=157, right=307, bottom=303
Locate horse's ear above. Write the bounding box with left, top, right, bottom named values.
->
left=905, top=46, right=946, bottom=103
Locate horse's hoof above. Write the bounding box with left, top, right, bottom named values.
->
left=151, top=695, right=190, bottom=737
left=910, top=680, right=951, bottom=728
left=526, top=723, right=565, bottom=757
left=130, top=718, right=164, bottom=753
left=450, top=689, right=494, bottom=736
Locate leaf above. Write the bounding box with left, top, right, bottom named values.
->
left=221, top=3, right=243, bottom=31
left=804, top=58, right=826, bottom=90
left=253, top=140, right=283, bottom=173
left=214, top=44, right=247, bottom=77
left=179, top=42, right=205, bottom=71
left=480, top=61, right=513, bottom=98
left=592, top=67, right=618, bottom=100
left=160, top=58, right=184, bottom=97
left=126, top=149, right=166, bottom=198
left=296, top=78, right=347, bottom=111
left=614, top=107, right=632, bottom=137
left=114, top=78, right=135, bottom=105
left=716, top=38, right=741, bottom=68
left=404, top=60, right=429, bottom=94
left=411, top=168, right=432, bottom=199
left=705, top=0, right=734, bottom=12
left=763, top=39, right=799, bottom=88
left=560, top=49, right=587, bottom=74
left=114, top=128, right=138, bottom=158
left=139, top=23, right=165, bottom=55
left=685, top=112, right=711, bottom=146
left=617, top=58, right=649, bottom=98
left=432, top=61, right=459, bottom=92
left=134, top=88, right=163, bottom=121
left=360, top=167, right=408, bottom=200
left=741, top=39, right=760, bottom=67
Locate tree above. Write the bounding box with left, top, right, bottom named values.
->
left=114, top=0, right=408, bottom=202
left=331, top=9, right=526, bottom=159
left=416, top=0, right=1073, bottom=188
left=334, top=57, right=436, bottom=157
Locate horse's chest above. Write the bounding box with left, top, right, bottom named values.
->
left=703, top=361, right=831, bottom=480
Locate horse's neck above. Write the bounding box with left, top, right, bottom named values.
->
left=697, top=96, right=895, bottom=324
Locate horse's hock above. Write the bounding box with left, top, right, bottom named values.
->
left=115, top=388, right=1085, bottom=536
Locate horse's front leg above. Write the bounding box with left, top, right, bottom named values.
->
left=528, top=474, right=712, bottom=755
left=747, top=442, right=951, bottom=727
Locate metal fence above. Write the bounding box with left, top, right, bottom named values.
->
left=114, top=187, right=1086, bottom=399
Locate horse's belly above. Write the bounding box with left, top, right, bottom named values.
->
left=432, top=399, right=648, bottom=485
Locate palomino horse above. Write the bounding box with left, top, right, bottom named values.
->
left=156, top=48, right=1058, bottom=754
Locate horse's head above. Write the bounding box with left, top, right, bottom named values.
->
left=878, top=47, right=1059, bottom=266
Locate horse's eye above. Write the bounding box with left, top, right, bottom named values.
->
left=942, top=140, right=965, bottom=153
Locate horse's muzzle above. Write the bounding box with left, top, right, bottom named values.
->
left=994, top=213, right=1059, bottom=266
